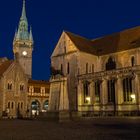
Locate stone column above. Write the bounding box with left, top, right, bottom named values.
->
left=133, top=74, right=140, bottom=111
left=59, top=78, right=69, bottom=111
left=89, top=81, right=94, bottom=112
left=77, top=80, right=83, bottom=111
left=90, top=81, right=95, bottom=105
left=101, top=79, right=107, bottom=111
left=116, top=77, right=123, bottom=111
left=58, top=77, right=70, bottom=122
left=48, top=81, right=53, bottom=111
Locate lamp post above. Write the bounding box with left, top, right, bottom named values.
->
left=86, top=97, right=91, bottom=104
left=131, top=94, right=136, bottom=102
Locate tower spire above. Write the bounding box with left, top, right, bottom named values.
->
left=15, top=0, right=29, bottom=41
left=29, top=26, right=34, bottom=42
left=13, top=0, right=33, bottom=78
left=21, top=0, right=27, bottom=21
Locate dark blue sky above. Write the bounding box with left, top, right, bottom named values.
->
left=0, top=0, right=140, bottom=80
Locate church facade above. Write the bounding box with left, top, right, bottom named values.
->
left=49, top=27, right=140, bottom=117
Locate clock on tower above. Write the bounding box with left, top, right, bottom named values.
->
left=13, top=0, right=33, bottom=78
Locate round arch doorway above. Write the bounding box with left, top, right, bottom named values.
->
left=31, top=100, right=40, bottom=116
left=42, top=100, right=49, bottom=112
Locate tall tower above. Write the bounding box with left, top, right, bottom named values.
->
left=13, top=0, right=33, bottom=78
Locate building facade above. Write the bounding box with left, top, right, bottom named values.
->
left=0, top=58, right=28, bottom=118
left=28, top=80, right=50, bottom=116
left=0, top=0, right=50, bottom=118
left=49, top=27, right=140, bottom=117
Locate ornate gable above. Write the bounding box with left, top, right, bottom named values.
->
left=51, top=31, right=78, bottom=57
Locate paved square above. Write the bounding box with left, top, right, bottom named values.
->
left=0, top=117, right=140, bottom=140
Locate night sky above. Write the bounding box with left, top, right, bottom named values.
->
left=0, top=0, right=140, bottom=80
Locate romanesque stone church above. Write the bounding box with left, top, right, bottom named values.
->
left=49, top=26, right=140, bottom=118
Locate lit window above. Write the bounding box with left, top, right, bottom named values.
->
left=34, top=87, right=41, bottom=93
left=123, top=77, right=134, bottom=102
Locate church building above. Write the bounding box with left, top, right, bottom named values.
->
left=49, top=27, right=140, bottom=118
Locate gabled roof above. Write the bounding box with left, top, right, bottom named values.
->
left=65, top=25, right=140, bottom=56
left=65, top=31, right=97, bottom=55
left=0, top=60, right=13, bottom=76
left=28, top=79, right=50, bottom=85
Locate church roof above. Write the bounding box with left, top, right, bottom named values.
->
left=65, top=25, right=140, bottom=56
left=28, top=79, right=50, bottom=86
left=0, top=60, right=13, bottom=76
left=65, top=31, right=97, bottom=55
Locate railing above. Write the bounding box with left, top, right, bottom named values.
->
left=78, top=65, right=140, bottom=80
left=28, top=92, right=49, bottom=97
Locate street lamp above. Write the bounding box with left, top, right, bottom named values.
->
left=131, top=94, right=136, bottom=102
left=86, top=97, right=91, bottom=104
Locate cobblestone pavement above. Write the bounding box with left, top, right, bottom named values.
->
left=0, top=117, right=140, bottom=140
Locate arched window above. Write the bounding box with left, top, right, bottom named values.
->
left=60, top=64, right=63, bottom=75
left=43, top=100, right=49, bottom=110
left=86, top=63, right=88, bottom=73
left=8, top=102, right=10, bottom=108
left=7, top=82, right=12, bottom=90
left=11, top=102, right=14, bottom=109
left=20, top=84, right=24, bottom=91
left=131, top=56, right=135, bottom=67
left=106, top=57, right=116, bottom=70
left=21, top=102, right=23, bottom=109
left=17, top=102, right=20, bottom=109
left=92, top=64, right=94, bottom=73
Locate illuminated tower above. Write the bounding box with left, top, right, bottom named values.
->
left=13, top=0, right=33, bottom=78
